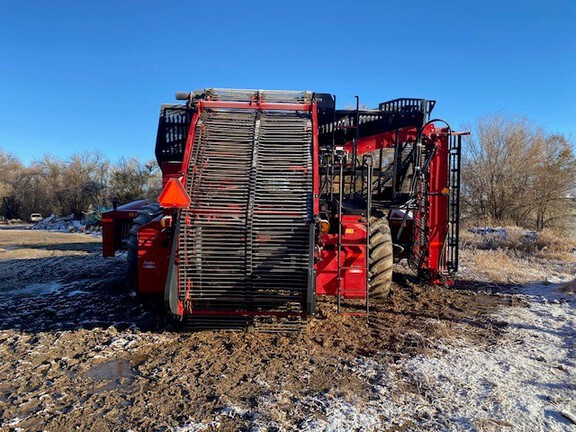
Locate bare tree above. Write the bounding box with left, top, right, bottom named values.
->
left=34, top=152, right=110, bottom=216
left=529, top=134, right=576, bottom=229
left=15, top=164, right=55, bottom=219
left=0, top=150, right=25, bottom=219
left=462, top=114, right=576, bottom=230
left=109, top=158, right=161, bottom=204
left=0, top=149, right=162, bottom=219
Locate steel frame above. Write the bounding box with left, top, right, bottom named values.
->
left=166, top=97, right=318, bottom=323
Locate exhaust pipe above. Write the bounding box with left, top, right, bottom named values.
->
left=175, top=91, right=190, bottom=101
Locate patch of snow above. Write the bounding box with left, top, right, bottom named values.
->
left=298, top=395, right=383, bottom=432
left=519, top=282, right=574, bottom=303
left=469, top=226, right=509, bottom=238
left=287, top=283, right=575, bottom=431
left=66, top=289, right=88, bottom=297
left=6, top=417, right=22, bottom=426
left=1, top=417, right=25, bottom=432
left=109, top=336, right=140, bottom=350
left=174, top=420, right=220, bottom=432
left=220, top=405, right=248, bottom=418
left=1, top=246, right=19, bottom=252
left=392, top=285, right=576, bottom=431
left=3, top=282, right=62, bottom=296
left=546, top=275, right=573, bottom=284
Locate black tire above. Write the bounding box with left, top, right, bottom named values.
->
left=127, top=203, right=162, bottom=288
left=369, top=216, right=393, bottom=299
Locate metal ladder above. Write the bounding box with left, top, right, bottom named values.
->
left=445, top=133, right=462, bottom=273
left=336, top=155, right=373, bottom=315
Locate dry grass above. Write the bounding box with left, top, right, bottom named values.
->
left=461, top=226, right=576, bottom=262
left=532, top=229, right=576, bottom=261
left=472, top=417, right=515, bottom=431
left=466, top=248, right=547, bottom=283
left=460, top=225, right=576, bottom=284
left=0, top=228, right=100, bottom=248
left=559, top=279, right=576, bottom=294
left=0, top=228, right=100, bottom=259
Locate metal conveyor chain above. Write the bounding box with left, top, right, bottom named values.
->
left=176, top=108, right=313, bottom=329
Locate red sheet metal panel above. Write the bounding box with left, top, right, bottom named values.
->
left=137, top=218, right=170, bottom=295
left=316, top=215, right=367, bottom=298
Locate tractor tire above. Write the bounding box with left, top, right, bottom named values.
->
left=369, top=216, right=394, bottom=299
left=127, top=203, right=162, bottom=289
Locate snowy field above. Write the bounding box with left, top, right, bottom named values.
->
left=174, top=283, right=576, bottom=432
left=0, top=229, right=575, bottom=431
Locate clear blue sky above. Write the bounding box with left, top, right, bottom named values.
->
left=0, top=0, right=574, bottom=164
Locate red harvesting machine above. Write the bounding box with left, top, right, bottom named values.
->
left=103, top=88, right=464, bottom=329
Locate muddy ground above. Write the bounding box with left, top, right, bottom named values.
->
left=0, top=229, right=574, bottom=431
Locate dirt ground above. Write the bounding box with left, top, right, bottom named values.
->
left=0, top=229, right=574, bottom=431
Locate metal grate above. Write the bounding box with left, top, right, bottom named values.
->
left=176, top=108, right=313, bottom=327
left=184, top=315, right=306, bottom=333
left=378, top=98, right=436, bottom=118
left=155, top=104, right=193, bottom=164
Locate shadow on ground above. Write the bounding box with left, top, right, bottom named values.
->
left=0, top=252, right=173, bottom=333
left=0, top=241, right=102, bottom=253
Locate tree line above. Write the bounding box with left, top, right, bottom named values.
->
left=1, top=114, right=575, bottom=231
left=0, top=151, right=161, bottom=220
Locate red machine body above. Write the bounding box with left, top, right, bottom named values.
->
left=102, top=88, right=463, bottom=326
left=102, top=200, right=148, bottom=257
left=135, top=217, right=170, bottom=294
left=316, top=214, right=368, bottom=298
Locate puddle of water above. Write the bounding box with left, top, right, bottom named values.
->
left=85, top=358, right=138, bottom=393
